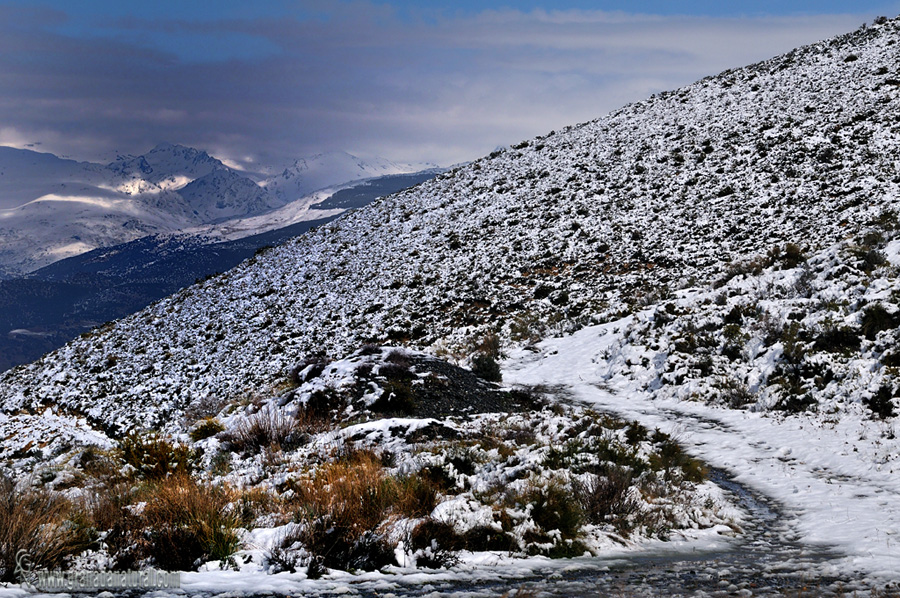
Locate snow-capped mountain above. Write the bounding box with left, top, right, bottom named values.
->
left=107, top=142, right=225, bottom=186
left=260, top=150, right=439, bottom=205
left=0, top=145, right=435, bottom=277
left=4, top=15, right=900, bottom=582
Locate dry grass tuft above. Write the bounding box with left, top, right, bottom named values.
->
left=286, top=448, right=439, bottom=572
left=139, top=474, right=241, bottom=571
left=0, top=473, right=94, bottom=583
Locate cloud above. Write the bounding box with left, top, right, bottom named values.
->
left=0, top=3, right=879, bottom=167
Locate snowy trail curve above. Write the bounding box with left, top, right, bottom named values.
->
left=503, top=322, right=900, bottom=584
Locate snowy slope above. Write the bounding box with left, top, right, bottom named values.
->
left=0, top=147, right=99, bottom=209
left=3, top=15, right=900, bottom=580
left=259, top=150, right=439, bottom=205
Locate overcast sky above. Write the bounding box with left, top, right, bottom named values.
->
left=1, top=1, right=898, bottom=169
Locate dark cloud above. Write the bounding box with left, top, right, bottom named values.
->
left=0, top=4, right=874, bottom=167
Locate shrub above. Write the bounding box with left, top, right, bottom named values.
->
left=222, top=407, right=303, bottom=455
left=864, top=385, right=896, bottom=419
left=573, top=466, right=639, bottom=533
left=140, top=474, right=241, bottom=571
left=119, top=432, right=194, bottom=480
left=190, top=418, right=225, bottom=442
left=472, top=354, right=502, bottom=382
left=0, top=474, right=94, bottom=582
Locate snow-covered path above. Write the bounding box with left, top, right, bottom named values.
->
left=503, top=320, right=900, bottom=584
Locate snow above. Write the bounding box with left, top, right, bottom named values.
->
left=504, top=318, right=900, bottom=580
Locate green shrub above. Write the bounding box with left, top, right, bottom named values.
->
left=119, top=432, right=194, bottom=480
left=472, top=354, right=502, bottom=382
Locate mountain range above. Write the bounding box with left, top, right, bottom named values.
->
left=0, top=143, right=437, bottom=277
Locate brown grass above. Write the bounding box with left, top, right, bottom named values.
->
left=138, top=474, right=241, bottom=571
left=0, top=473, right=94, bottom=582
left=286, top=448, right=439, bottom=571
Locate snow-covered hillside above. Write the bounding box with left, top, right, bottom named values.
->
left=6, top=17, right=898, bottom=423
left=3, top=14, right=900, bottom=587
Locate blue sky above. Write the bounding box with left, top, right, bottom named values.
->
left=0, top=1, right=897, bottom=167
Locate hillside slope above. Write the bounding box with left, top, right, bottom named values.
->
left=2, top=19, right=900, bottom=443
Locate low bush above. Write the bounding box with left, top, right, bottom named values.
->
left=118, top=432, right=194, bottom=480
left=139, top=474, right=241, bottom=571
left=190, top=418, right=225, bottom=442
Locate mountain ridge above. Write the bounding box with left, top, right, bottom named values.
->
left=0, top=145, right=436, bottom=276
